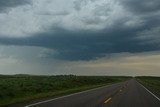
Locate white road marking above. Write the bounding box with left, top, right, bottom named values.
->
left=138, top=81, right=160, bottom=101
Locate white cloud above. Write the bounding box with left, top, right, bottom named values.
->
left=0, top=0, right=73, bottom=37
left=0, top=0, right=143, bottom=37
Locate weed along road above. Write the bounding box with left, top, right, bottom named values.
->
left=25, top=79, right=160, bottom=107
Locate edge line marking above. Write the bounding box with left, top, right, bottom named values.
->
left=137, top=81, right=160, bottom=101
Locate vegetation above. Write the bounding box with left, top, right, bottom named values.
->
left=136, top=76, right=160, bottom=97
left=0, top=75, right=130, bottom=106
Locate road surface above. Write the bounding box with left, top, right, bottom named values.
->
left=24, top=79, right=160, bottom=107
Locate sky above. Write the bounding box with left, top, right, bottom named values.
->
left=0, top=0, right=160, bottom=76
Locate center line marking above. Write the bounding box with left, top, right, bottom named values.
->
left=119, top=89, right=122, bottom=92
left=104, top=97, right=112, bottom=104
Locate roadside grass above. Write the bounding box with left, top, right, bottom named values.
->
left=0, top=75, right=130, bottom=106
left=136, top=76, right=160, bottom=97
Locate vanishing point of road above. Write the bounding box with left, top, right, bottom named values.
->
left=23, top=79, right=160, bottom=107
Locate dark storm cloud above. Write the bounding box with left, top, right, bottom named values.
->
left=121, top=0, right=160, bottom=14
left=0, top=26, right=159, bottom=61
left=0, top=0, right=31, bottom=12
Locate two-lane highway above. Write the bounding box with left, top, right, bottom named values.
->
left=25, top=79, right=160, bottom=107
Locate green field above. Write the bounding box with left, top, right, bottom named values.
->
left=0, top=75, right=130, bottom=106
left=136, top=76, right=160, bottom=97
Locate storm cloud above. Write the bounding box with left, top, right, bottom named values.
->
left=0, top=0, right=31, bottom=13
left=0, top=0, right=160, bottom=61
left=121, top=0, right=160, bottom=14
left=0, top=27, right=159, bottom=61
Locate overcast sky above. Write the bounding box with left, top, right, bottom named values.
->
left=0, top=0, right=160, bottom=76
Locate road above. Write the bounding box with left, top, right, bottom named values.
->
left=25, top=79, right=160, bottom=107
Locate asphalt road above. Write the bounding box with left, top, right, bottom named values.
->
left=25, top=79, right=160, bottom=107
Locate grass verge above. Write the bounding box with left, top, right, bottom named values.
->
left=136, top=76, right=160, bottom=97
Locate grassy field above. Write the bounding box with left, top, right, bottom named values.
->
left=0, top=75, right=130, bottom=106
left=136, top=76, right=160, bottom=97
